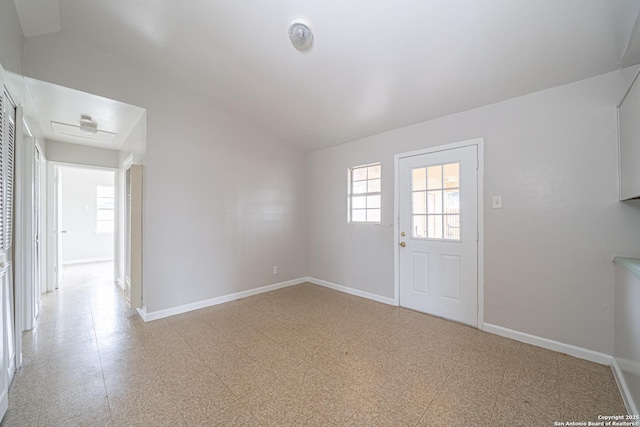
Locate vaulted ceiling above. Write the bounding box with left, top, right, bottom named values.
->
left=13, top=0, right=640, bottom=151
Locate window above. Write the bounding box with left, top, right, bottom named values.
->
left=412, top=162, right=460, bottom=240
left=96, top=185, right=115, bottom=233
left=348, top=162, right=381, bottom=223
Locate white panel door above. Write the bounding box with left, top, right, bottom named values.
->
left=398, top=145, right=478, bottom=326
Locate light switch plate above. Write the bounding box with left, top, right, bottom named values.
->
left=492, top=196, right=503, bottom=209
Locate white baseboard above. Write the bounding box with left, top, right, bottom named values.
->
left=483, top=323, right=612, bottom=365
left=307, top=277, right=396, bottom=306
left=612, top=357, right=639, bottom=416
left=138, top=277, right=308, bottom=322
left=62, top=257, right=113, bottom=266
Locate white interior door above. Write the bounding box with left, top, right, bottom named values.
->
left=398, top=144, right=478, bottom=326
left=0, top=83, right=18, bottom=419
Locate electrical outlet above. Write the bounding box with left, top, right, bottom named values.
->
left=273, top=266, right=278, bottom=274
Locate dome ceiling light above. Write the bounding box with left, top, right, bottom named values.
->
left=288, top=20, right=313, bottom=51
left=79, top=114, right=98, bottom=134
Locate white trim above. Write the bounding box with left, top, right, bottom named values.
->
left=137, top=277, right=308, bottom=322
left=612, top=357, right=640, bottom=416
left=394, top=138, right=485, bottom=327
left=61, top=257, right=113, bottom=266
left=307, top=277, right=396, bottom=306
left=483, top=323, right=612, bottom=365
left=116, top=277, right=125, bottom=290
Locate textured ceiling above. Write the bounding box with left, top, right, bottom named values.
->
left=14, top=0, right=640, bottom=151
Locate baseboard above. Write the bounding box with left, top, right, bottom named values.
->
left=61, top=257, right=113, bottom=266
left=612, top=357, right=640, bottom=415
left=138, top=277, right=308, bottom=322
left=483, top=323, right=612, bottom=365
left=307, top=277, right=396, bottom=306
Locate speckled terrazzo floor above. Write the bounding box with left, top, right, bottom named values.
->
left=1, top=262, right=628, bottom=426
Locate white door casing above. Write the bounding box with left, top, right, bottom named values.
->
left=397, top=142, right=480, bottom=327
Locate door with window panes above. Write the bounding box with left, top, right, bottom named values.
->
left=398, top=145, right=478, bottom=326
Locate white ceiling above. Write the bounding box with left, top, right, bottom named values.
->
left=25, top=77, right=146, bottom=151
left=14, top=0, right=640, bottom=151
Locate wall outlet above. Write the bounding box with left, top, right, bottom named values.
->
left=273, top=266, right=278, bottom=274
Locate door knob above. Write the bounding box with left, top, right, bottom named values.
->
left=399, top=242, right=406, bottom=247
left=400, top=231, right=406, bottom=237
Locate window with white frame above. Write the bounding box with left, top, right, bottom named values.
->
left=348, top=162, right=381, bottom=223
left=96, top=185, right=115, bottom=233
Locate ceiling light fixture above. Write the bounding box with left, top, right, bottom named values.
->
left=79, top=114, right=98, bottom=134
left=288, top=19, right=313, bottom=51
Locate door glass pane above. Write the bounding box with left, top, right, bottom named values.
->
left=444, top=215, right=460, bottom=240
left=367, top=195, right=381, bottom=209
left=353, top=181, right=367, bottom=194
left=427, top=190, right=442, bottom=214
left=352, top=209, right=366, bottom=222
left=413, top=215, right=426, bottom=238
left=413, top=191, right=426, bottom=214
left=427, top=165, right=442, bottom=189
left=444, top=190, right=459, bottom=214
left=368, top=164, right=381, bottom=179
left=352, top=167, right=367, bottom=181
left=352, top=196, right=366, bottom=209
left=412, top=168, right=426, bottom=191
left=428, top=215, right=443, bottom=239
left=367, top=209, right=381, bottom=223
left=443, top=162, right=459, bottom=189
left=368, top=178, right=381, bottom=193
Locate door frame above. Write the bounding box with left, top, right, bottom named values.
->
left=47, top=162, right=119, bottom=291
left=394, top=138, right=485, bottom=329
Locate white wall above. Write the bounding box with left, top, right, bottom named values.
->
left=46, top=140, right=120, bottom=169
left=307, top=68, right=640, bottom=355
left=59, top=167, right=115, bottom=263
left=23, top=32, right=308, bottom=313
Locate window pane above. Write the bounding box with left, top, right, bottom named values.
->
left=352, top=209, right=366, bottom=222
left=444, top=190, right=460, bottom=214
left=444, top=215, right=460, bottom=240
left=97, top=186, right=114, bottom=197
left=427, top=165, right=442, bottom=189
left=353, top=181, right=367, bottom=194
left=413, top=215, right=426, bottom=238
left=96, top=220, right=114, bottom=233
left=352, top=196, right=366, bottom=209
left=367, top=195, right=381, bottom=209
left=352, top=167, right=367, bottom=181
left=412, top=168, right=426, bottom=191
left=443, top=163, right=459, bottom=189
left=427, top=190, right=442, bottom=214
left=428, top=215, right=443, bottom=239
left=97, top=197, right=114, bottom=209
left=413, top=191, right=426, bottom=214
left=367, top=209, right=381, bottom=223
left=97, top=210, right=114, bottom=221
left=368, top=164, right=381, bottom=179
left=368, top=178, right=381, bottom=193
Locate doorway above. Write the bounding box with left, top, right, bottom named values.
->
left=53, top=165, right=116, bottom=290
left=396, top=140, right=483, bottom=327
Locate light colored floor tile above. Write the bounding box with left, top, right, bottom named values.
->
left=2, top=263, right=630, bottom=426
